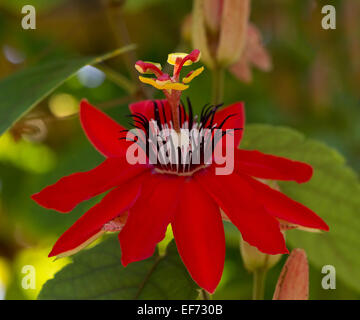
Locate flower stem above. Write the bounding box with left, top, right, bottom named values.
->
left=200, top=289, right=212, bottom=300
left=97, top=64, right=136, bottom=94
left=212, top=66, right=225, bottom=105
left=103, top=0, right=149, bottom=99
left=252, top=267, right=267, bottom=300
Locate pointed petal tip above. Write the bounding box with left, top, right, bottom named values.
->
left=79, top=99, right=129, bottom=157
left=30, top=191, right=69, bottom=213
left=121, top=256, right=129, bottom=268
left=245, top=175, right=329, bottom=232
left=290, top=211, right=329, bottom=233
left=197, top=280, right=219, bottom=295
left=30, top=187, right=74, bottom=213
left=191, top=274, right=220, bottom=296
left=30, top=192, right=39, bottom=203
left=296, top=164, right=313, bottom=183
left=309, top=215, right=329, bottom=232
left=320, top=222, right=330, bottom=232
left=48, top=250, right=66, bottom=261
left=79, top=99, right=95, bottom=115
left=207, top=288, right=215, bottom=295
left=48, top=243, right=67, bottom=258
left=79, top=99, right=97, bottom=125
left=79, top=98, right=91, bottom=112
left=202, top=286, right=216, bottom=295
left=48, top=248, right=57, bottom=258
left=80, top=98, right=89, bottom=105
left=30, top=192, right=48, bottom=209
left=30, top=192, right=45, bottom=207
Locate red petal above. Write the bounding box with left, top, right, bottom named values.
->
left=119, top=173, right=182, bottom=266
left=80, top=99, right=131, bottom=158
left=172, top=179, right=225, bottom=294
left=235, top=149, right=313, bottom=183
left=245, top=176, right=329, bottom=231
left=213, top=102, right=245, bottom=148
left=129, top=99, right=172, bottom=123
left=48, top=178, right=142, bottom=258
left=31, top=157, right=147, bottom=213
left=196, top=169, right=288, bottom=255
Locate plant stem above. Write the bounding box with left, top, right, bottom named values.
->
left=200, top=289, right=212, bottom=300
left=103, top=0, right=149, bottom=99
left=212, top=66, right=225, bottom=105
left=252, top=267, right=267, bottom=300
left=97, top=64, right=136, bottom=94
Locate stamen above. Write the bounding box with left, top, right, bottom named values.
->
left=120, top=98, right=242, bottom=176
left=135, top=61, right=163, bottom=77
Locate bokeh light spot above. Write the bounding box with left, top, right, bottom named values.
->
left=77, top=65, right=105, bottom=88
left=48, top=93, right=79, bottom=118
left=2, top=45, right=26, bottom=64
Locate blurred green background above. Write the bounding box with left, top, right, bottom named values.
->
left=0, top=0, right=359, bottom=299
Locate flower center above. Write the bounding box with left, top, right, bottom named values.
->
left=122, top=99, right=242, bottom=176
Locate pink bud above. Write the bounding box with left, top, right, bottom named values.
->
left=273, top=249, right=309, bottom=300
left=192, top=0, right=215, bottom=68
left=203, top=0, right=224, bottom=34
left=217, top=0, right=250, bottom=66
left=230, top=23, right=272, bottom=83
left=192, top=0, right=251, bottom=68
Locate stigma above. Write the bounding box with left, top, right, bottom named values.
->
left=135, top=50, right=204, bottom=133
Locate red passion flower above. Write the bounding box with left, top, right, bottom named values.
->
left=31, top=51, right=328, bottom=293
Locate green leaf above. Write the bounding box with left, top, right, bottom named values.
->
left=38, top=236, right=198, bottom=300
left=241, top=124, right=360, bottom=293
left=0, top=45, right=135, bottom=135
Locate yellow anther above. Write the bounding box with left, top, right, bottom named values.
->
left=161, top=82, right=189, bottom=91
left=182, top=66, right=204, bottom=84
left=167, top=53, right=193, bottom=66
left=139, top=76, right=189, bottom=91
left=139, top=76, right=163, bottom=89
left=135, top=64, right=145, bottom=74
